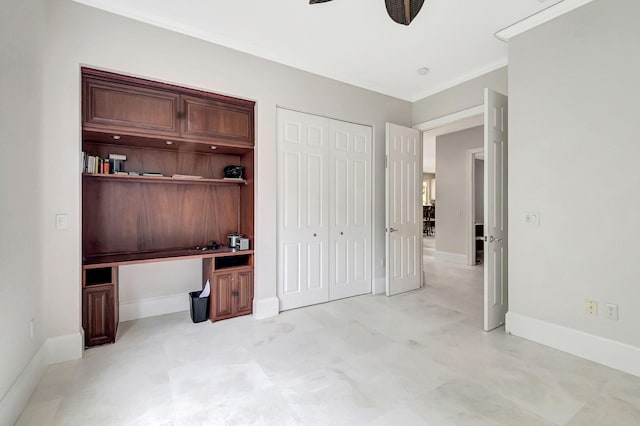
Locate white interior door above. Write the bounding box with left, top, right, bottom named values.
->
left=386, top=123, right=423, bottom=296
left=483, top=89, right=508, bottom=331
left=329, top=120, right=372, bottom=300
left=277, top=109, right=330, bottom=310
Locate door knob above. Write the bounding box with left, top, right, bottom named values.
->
left=389, top=228, right=398, bottom=233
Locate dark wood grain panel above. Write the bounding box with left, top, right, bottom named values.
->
left=83, top=180, right=240, bottom=256
left=239, top=151, right=254, bottom=241
left=83, top=283, right=117, bottom=347
left=212, top=272, right=233, bottom=320
left=181, top=95, right=254, bottom=145
left=235, top=268, right=253, bottom=316
left=84, top=77, right=180, bottom=137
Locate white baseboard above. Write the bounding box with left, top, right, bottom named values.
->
left=253, top=297, right=279, bottom=320
left=119, top=293, right=189, bottom=322
left=0, top=343, right=48, bottom=426
left=433, top=250, right=467, bottom=265
left=373, top=278, right=386, bottom=295
left=45, top=332, right=83, bottom=365
left=506, top=312, right=640, bottom=378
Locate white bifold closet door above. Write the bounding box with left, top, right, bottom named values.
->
left=277, top=108, right=372, bottom=311
left=329, top=119, right=372, bottom=301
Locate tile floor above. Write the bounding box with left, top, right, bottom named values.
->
left=16, top=242, right=640, bottom=425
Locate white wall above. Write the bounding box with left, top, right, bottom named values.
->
left=40, top=0, right=411, bottom=344
left=435, top=126, right=483, bottom=255
left=413, top=67, right=507, bottom=125
left=508, top=0, right=640, bottom=359
left=0, top=0, right=47, bottom=422
left=423, top=135, right=436, bottom=173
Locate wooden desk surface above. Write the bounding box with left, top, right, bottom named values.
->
left=83, top=247, right=254, bottom=269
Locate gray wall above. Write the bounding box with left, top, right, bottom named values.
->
left=0, top=0, right=46, bottom=421
left=508, top=0, right=640, bottom=347
left=36, top=0, right=411, bottom=355
left=413, top=67, right=508, bottom=125
left=435, top=126, right=483, bottom=255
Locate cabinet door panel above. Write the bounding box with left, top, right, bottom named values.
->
left=84, top=78, right=180, bottom=136
left=83, top=284, right=116, bottom=347
left=212, top=272, right=233, bottom=320
left=181, top=95, right=253, bottom=145
left=235, top=269, right=254, bottom=316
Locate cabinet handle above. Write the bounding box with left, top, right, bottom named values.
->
left=313, top=233, right=317, bottom=237
left=340, top=232, right=344, bottom=235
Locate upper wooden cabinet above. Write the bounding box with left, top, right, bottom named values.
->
left=181, top=95, right=253, bottom=146
left=84, top=77, right=181, bottom=138
left=82, top=68, right=255, bottom=147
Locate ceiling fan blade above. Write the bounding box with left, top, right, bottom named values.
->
left=309, top=0, right=334, bottom=3
left=385, top=0, right=425, bottom=26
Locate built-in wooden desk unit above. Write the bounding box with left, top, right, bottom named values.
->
left=81, top=68, right=255, bottom=348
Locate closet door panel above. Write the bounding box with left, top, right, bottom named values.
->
left=277, top=109, right=330, bottom=310
left=329, top=120, right=372, bottom=301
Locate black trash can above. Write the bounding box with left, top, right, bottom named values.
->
left=189, top=291, right=210, bottom=323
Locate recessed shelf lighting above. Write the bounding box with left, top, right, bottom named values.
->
left=165, top=141, right=173, bottom=145
left=417, top=67, right=430, bottom=76
left=112, top=135, right=121, bottom=140
left=210, top=146, right=218, bottom=150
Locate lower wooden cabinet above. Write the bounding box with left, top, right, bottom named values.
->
left=83, top=266, right=118, bottom=347
left=210, top=267, right=253, bottom=322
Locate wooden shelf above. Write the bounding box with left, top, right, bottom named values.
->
left=82, top=173, right=246, bottom=185
left=83, top=247, right=254, bottom=268
left=83, top=130, right=254, bottom=156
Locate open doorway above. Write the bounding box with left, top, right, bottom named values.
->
left=415, top=90, right=508, bottom=332
left=467, top=148, right=485, bottom=266
left=422, top=135, right=436, bottom=258
left=422, top=125, right=484, bottom=266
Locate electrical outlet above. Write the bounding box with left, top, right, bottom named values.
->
left=585, top=299, right=598, bottom=316
left=605, top=303, right=619, bottom=320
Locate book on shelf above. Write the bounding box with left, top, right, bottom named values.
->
left=82, top=153, right=127, bottom=175
left=222, top=177, right=244, bottom=181
left=142, top=172, right=164, bottom=177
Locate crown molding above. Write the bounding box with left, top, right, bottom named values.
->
left=495, top=0, right=594, bottom=42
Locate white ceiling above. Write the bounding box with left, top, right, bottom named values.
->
left=73, top=0, right=562, bottom=101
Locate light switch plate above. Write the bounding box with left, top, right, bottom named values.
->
left=55, top=214, right=68, bottom=230
left=525, top=211, right=540, bottom=226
